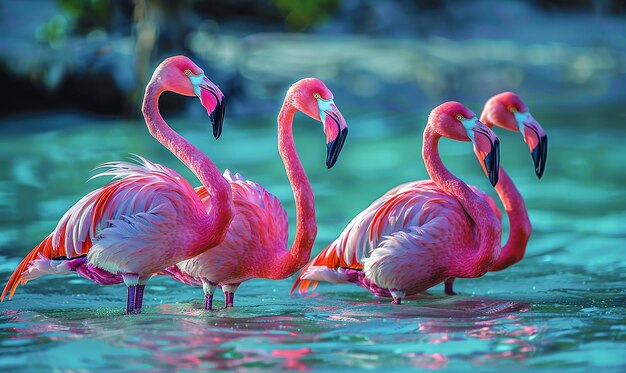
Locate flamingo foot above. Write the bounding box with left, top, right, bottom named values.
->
left=126, top=286, right=137, bottom=314
left=444, top=279, right=457, bottom=295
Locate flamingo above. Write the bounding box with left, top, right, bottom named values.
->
left=161, top=78, right=348, bottom=310
left=443, top=92, right=547, bottom=294
left=0, top=56, right=234, bottom=314
left=291, top=102, right=502, bottom=304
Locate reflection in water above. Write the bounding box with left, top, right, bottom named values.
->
left=0, top=297, right=538, bottom=371
left=0, top=112, right=624, bottom=371
left=307, top=297, right=537, bottom=370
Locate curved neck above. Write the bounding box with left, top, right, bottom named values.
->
left=271, top=103, right=317, bottom=279
left=422, top=126, right=500, bottom=277
left=490, top=168, right=531, bottom=271
left=479, top=111, right=532, bottom=272
left=142, top=82, right=233, bottom=242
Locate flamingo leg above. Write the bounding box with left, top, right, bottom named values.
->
left=133, top=285, right=146, bottom=312
left=122, top=274, right=142, bottom=314
left=225, top=292, right=234, bottom=308
left=204, top=293, right=214, bottom=310
left=126, top=286, right=137, bottom=314
left=389, top=289, right=405, bottom=305
left=222, top=284, right=240, bottom=308
left=201, top=279, right=218, bottom=310
left=444, top=278, right=457, bottom=295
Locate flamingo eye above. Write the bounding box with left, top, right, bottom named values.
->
left=184, top=69, right=191, bottom=76
left=313, top=93, right=321, bottom=99
left=455, top=114, right=463, bottom=121
left=509, top=106, right=517, bottom=113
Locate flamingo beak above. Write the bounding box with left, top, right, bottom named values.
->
left=470, top=120, right=501, bottom=187
left=195, top=75, right=226, bottom=139
left=516, top=112, right=547, bottom=179
left=319, top=99, right=348, bottom=169
left=210, top=96, right=225, bottom=139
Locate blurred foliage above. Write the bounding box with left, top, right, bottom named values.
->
left=35, top=14, right=69, bottom=48
left=270, top=0, right=340, bottom=31
left=1, top=0, right=626, bottom=118
left=58, top=0, right=113, bottom=33
left=35, top=0, right=114, bottom=47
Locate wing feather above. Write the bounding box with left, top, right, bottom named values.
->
left=1, top=156, right=198, bottom=300
left=292, top=180, right=470, bottom=294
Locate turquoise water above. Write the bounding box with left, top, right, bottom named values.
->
left=0, top=107, right=624, bottom=371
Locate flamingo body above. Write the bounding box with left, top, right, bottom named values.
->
left=293, top=102, right=502, bottom=303
left=444, top=92, right=548, bottom=292
left=294, top=180, right=501, bottom=298
left=163, top=170, right=288, bottom=287
left=162, top=78, right=349, bottom=309
left=2, top=56, right=233, bottom=313
left=4, top=158, right=211, bottom=293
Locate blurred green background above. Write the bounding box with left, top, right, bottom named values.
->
left=1, top=0, right=625, bottom=118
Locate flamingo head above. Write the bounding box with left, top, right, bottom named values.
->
left=481, top=92, right=547, bottom=178
left=287, top=78, right=349, bottom=168
left=154, top=55, right=226, bottom=139
left=430, top=102, right=501, bottom=186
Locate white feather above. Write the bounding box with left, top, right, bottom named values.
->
left=300, top=266, right=350, bottom=284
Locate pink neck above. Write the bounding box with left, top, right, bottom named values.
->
left=142, top=82, right=233, bottom=244
left=479, top=112, right=532, bottom=271
left=490, top=168, right=531, bottom=271
left=271, top=103, right=317, bottom=279
left=422, top=127, right=500, bottom=277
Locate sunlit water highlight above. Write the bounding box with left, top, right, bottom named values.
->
left=0, top=108, right=624, bottom=371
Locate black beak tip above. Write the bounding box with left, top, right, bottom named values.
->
left=325, top=142, right=340, bottom=169
left=325, top=127, right=348, bottom=170
left=531, top=135, right=548, bottom=179
left=485, top=137, right=500, bottom=187
left=490, top=172, right=499, bottom=187
left=210, top=98, right=225, bottom=140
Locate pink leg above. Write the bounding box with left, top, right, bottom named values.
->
left=126, top=286, right=137, bottom=314
left=223, top=292, right=235, bottom=308
left=391, top=297, right=401, bottom=305
left=444, top=278, right=456, bottom=295
left=201, top=279, right=218, bottom=311
left=133, top=285, right=146, bottom=313
left=222, top=284, right=239, bottom=308
left=204, top=293, right=214, bottom=310
left=223, top=292, right=230, bottom=308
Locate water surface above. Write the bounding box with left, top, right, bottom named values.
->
left=0, top=108, right=624, bottom=371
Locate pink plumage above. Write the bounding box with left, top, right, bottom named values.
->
left=443, top=92, right=548, bottom=293
left=293, top=102, right=503, bottom=304
left=161, top=78, right=349, bottom=310
left=1, top=56, right=233, bottom=314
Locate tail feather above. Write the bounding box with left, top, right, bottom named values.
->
left=291, top=244, right=362, bottom=295
left=1, top=235, right=54, bottom=301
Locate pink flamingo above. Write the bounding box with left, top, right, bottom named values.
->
left=161, top=78, right=348, bottom=309
left=1, top=56, right=233, bottom=314
left=292, top=102, right=502, bottom=304
left=443, top=92, right=547, bottom=294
